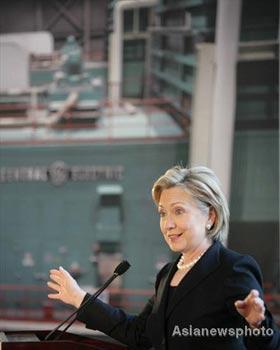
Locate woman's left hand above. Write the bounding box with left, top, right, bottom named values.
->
left=235, top=289, right=265, bottom=328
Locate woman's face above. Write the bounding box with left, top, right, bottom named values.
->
left=158, top=186, right=212, bottom=254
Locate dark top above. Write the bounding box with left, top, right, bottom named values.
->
left=77, top=241, right=280, bottom=350
left=167, top=286, right=177, bottom=309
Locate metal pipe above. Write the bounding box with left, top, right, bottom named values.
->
left=109, top=0, right=158, bottom=109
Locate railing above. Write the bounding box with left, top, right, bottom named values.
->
left=0, top=284, right=154, bottom=322
left=0, top=283, right=280, bottom=326
left=0, top=97, right=188, bottom=145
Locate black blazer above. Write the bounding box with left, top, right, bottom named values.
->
left=77, top=241, right=280, bottom=350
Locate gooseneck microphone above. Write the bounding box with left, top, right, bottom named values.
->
left=44, top=260, right=131, bottom=341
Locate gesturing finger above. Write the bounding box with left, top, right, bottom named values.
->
left=247, top=289, right=259, bottom=301
left=235, top=300, right=246, bottom=309
left=50, top=273, right=62, bottom=285
left=239, top=289, right=260, bottom=307
left=47, top=281, right=61, bottom=292
left=252, top=297, right=264, bottom=312
left=59, top=266, right=72, bottom=279
left=48, top=293, right=60, bottom=300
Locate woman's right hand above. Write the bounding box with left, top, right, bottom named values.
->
left=47, top=266, right=86, bottom=308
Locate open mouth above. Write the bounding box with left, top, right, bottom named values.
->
left=168, top=233, right=183, bottom=242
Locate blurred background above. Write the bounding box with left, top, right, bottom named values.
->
left=0, top=0, right=279, bottom=336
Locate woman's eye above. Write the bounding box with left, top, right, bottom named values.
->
left=175, top=208, right=184, bottom=215
left=159, top=211, right=166, bottom=217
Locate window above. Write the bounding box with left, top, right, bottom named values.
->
left=124, top=9, right=134, bottom=33
left=123, top=7, right=150, bottom=33
left=123, top=40, right=145, bottom=61
left=139, top=8, right=149, bottom=32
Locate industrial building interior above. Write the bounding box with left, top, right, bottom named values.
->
left=0, top=0, right=279, bottom=345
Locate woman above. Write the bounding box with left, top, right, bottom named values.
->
left=48, top=166, right=280, bottom=349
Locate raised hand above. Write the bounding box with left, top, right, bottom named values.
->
left=47, top=266, right=86, bottom=308
left=235, top=289, right=265, bottom=328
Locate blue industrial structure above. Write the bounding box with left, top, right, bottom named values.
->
left=0, top=0, right=278, bottom=324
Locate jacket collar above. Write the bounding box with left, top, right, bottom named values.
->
left=155, top=240, right=222, bottom=319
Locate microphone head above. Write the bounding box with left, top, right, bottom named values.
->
left=114, top=260, right=131, bottom=276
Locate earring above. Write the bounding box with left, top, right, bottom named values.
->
left=206, top=223, right=211, bottom=230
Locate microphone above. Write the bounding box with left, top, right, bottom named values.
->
left=44, top=260, right=131, bottom=341
left=114, top=260, right=130, bottom=276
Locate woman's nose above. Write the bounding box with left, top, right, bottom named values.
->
left=165, top=215, right=176, bottom=230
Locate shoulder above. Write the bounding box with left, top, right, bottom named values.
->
left=218, top=242, right=261, bottom=273
left=217, top=243, right=264, bottom=294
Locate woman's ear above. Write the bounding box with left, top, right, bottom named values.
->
left=208, top=207, right=217, bottom=227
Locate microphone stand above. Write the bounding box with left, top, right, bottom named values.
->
left=45, top=273, right=117, bottom=341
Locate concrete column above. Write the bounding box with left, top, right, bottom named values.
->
left=190, top=0, right=242, bottom=200
left=190, top=43, right=215, bottom=167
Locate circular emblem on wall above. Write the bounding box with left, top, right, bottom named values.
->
left=48, top=161, right=69, bottom=186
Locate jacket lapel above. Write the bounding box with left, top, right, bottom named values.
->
left=166, top=240, right=222, bottom=318
left=145, top=261, right=178, bottom=346
left=153, top=260, right=178, bottom=314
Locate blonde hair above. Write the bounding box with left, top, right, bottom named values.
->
left=152, top=165, right=229, bottom=243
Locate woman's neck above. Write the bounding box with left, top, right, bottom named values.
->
left=182, top=239, right=212, bottom=262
